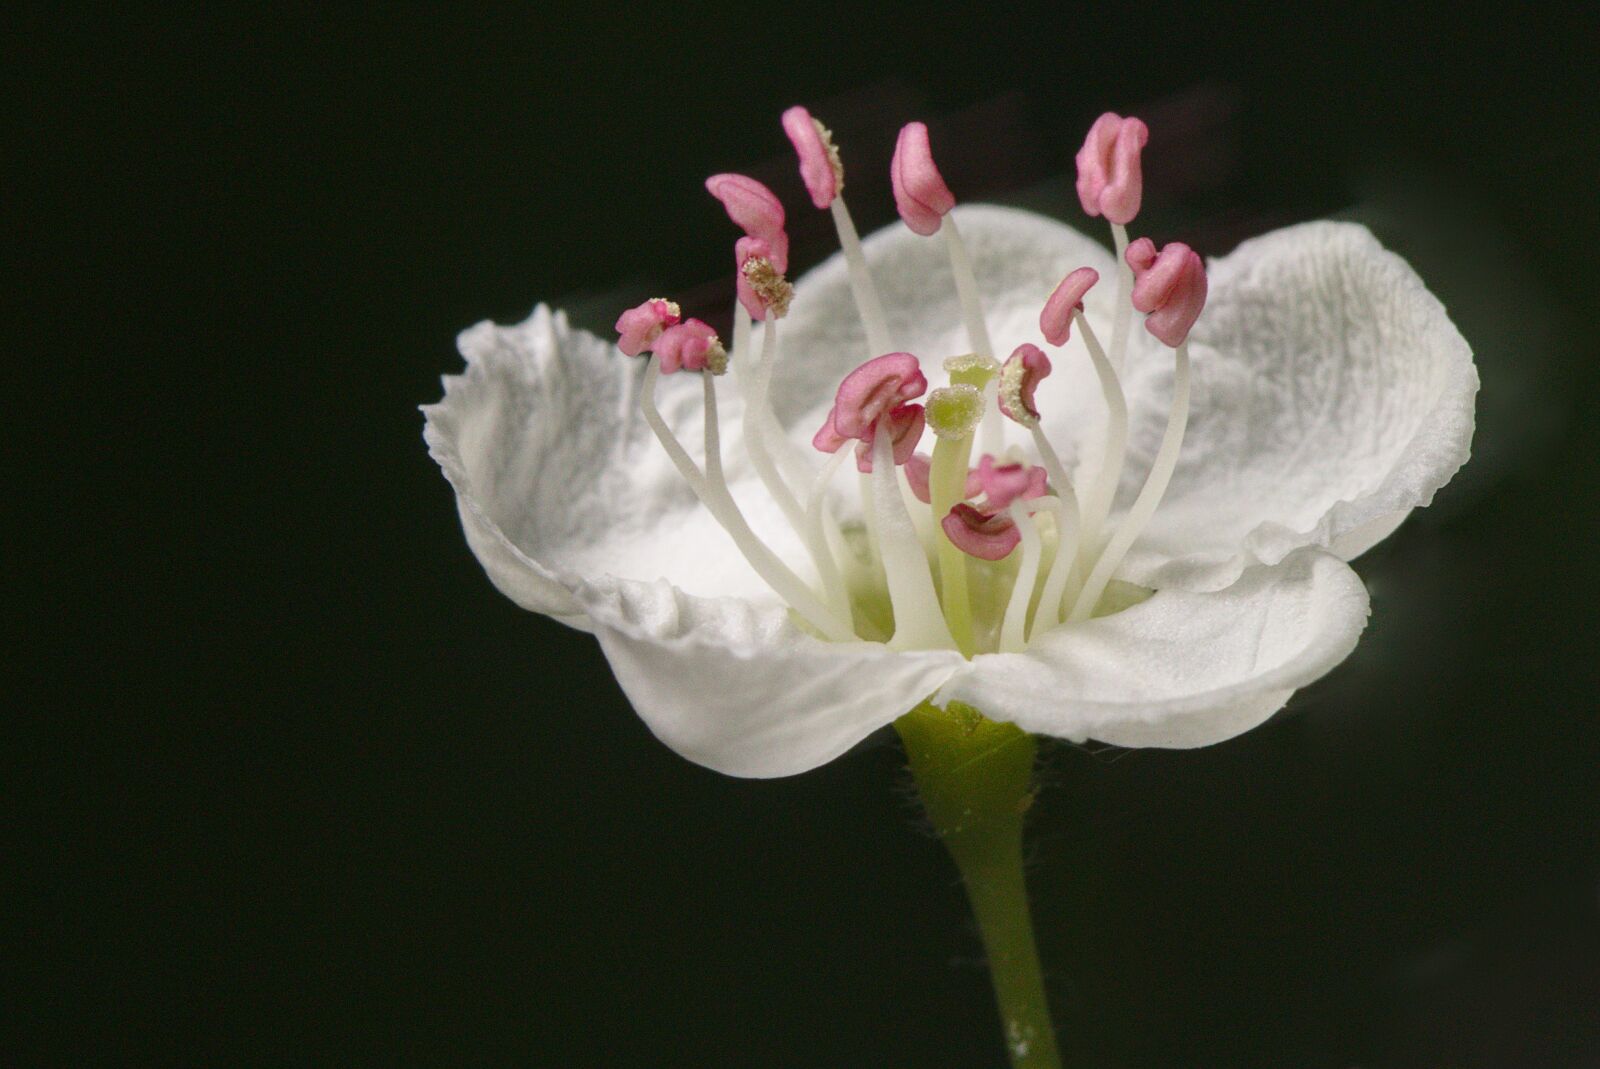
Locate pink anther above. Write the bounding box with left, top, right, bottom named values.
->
left=735, top=236, right=775, bottom=321
left=823, top=352, right=929, bottom=441
left=781, top=106, right=840, bottom=209
left=854, top=403, right=926, bottom=472
left=976, top=454, right=1048, bottom=510
left=1039, top=267, right=1100, bottom=346
left=1075, top=112, right=1148, bottom=226
left=941, top=503, right=1020, bottom=561
left=890, top=122, right=956, bottom=237
left=1126, top=238, right=1207, bottom=347
left=997, top=343, right=1052, bottom=426
left=705, top=173, right=789, bottom=271
left=614, top=298, right=681, bottom=357
left=653, top=318, right=726, bottom=375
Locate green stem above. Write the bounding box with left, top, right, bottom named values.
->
left=895, top=702, right=1062, bottom=1069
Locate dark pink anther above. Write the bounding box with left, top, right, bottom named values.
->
left=941, top=503, right=1020, bottom=561
left=854, top=403, right=926, bottom=472
left=614, top=298, right=681, bottom=357
left=705, top=173, right=789, bottom=271
left=735, top=236, right=774, bottom=321
left=653, top=318, right=726, bottom=375
left=1039, top=267, right=1100, bottom=346
left=1126, top=238, right=1208, bottom=347
left=976, top=454, right=1048, bottom=510
left=997, top=343, right=1052, bottom=426
left=890, top=122, right=956, bottom=237
left=824, top=352, right=928, bottom=441
left=782, top=106, right=840, bottom=209
left=1075, top=112, right=1148, bottom=226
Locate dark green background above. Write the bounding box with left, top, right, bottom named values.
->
left=13, top=4, right=1600, bottom=1066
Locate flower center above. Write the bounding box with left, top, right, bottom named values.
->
left=612, top=109, right=1206, bottom=658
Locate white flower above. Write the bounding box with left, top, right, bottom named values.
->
left=424, top=196, right=1475, bottom=778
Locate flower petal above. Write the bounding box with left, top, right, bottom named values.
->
left=936, top=550, right=1369, bottom=748
left=1114, top=221, right=1477, bottom=590
left=575, top=575, right=965, bottom=777
left=423, top=305, right=811, bottom=620
left=774, top=204, right=1118, bottom=448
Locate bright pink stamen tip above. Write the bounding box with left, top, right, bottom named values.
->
left=652, top=318, right=724, bottom=375
left=781, top=106, right=839, bottom=209
left=735, top=236, right=776, bottom=320
left=890, top=122, right=955, bottom=237
left=1075, top=112, right=1148, bottom=226
left=942, top=503, right=1020, bottom=561
left=705, top=173, right=789, bottom=272
left=976, top=454, right=1048, bottom=510
left=1126, top=238, right=1208, bottom=348
left=998, top=343, right=1052, bottom=425
left=854, top=403, right=926, bottom=473
left=1039, top=267, right=1100, bottom=346
left=822, top=352, right=928, bottom=442
left=614, top=298, right=682, bottom=357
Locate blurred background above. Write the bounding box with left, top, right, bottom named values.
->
left=10, top=4, right=1600, bottom=1066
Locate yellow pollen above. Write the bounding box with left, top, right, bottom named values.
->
left=813, top=118, right=845, bottom=192
left=741, top=258, right=794, bottom=318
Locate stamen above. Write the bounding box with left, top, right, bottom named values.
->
left=815, top=352, right=928, bottom=443
left=974, top=454, right=1048, bottom=510
left=744, top=317, right=849, bottom=619
left=638, top=357, right=851, bottom=641
left=871, top=423, right=957, bottom=651
left=653, top=318, right=727, bottom=376
left=1067, top=342, right=1190, bottom=622
left=890, top=122, right=955, bottom=237
left=1069, top=239, right=1205, bottom=620
left=1000, top=501, right=1047, bottom=653
left=1074, top=112, right=1148, bottom=227
left=705, top=173, right=789, bottom=271
left=853, top=403, right=926, bottom=472
left=1030, top=492, right=1081, bottom=639
left=1071, top=308, right=1128, bottom=559
left=783, top=106, right=892, bottom=357
left=614, top=298, right=681, bottom=357
left=941, top=503, right=1019, bottom=561
left=738, top=246, right=794, bottom=321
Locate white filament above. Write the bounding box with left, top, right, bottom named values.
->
left=744, top=320, right=847, bottom=613
left=1108, top=222, right=1133, bottom=374
left=1068, top=342, right=1190, bottom=622
left=1001, top=502, right=1045, bottom=653
left=1030, top=492, right=1080, bottom=641
left=1073, top=309, right=1129, bottom=560
left=638, top=358, right=852, bottom=641
left=830, top=195, right=892, bottom=357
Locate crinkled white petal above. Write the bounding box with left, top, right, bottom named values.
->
left=1113, top=221, right=1478, bottom=591
left=575, top=576, right=965, bottom=778
left=935, top=550, right=1370, bottom=748
left=423, top=305, right=814, bottom=621
left=776, top=204, right=1118, bottom=458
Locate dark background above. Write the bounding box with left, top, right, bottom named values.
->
left=11, top=4, right=1600, bottom=1066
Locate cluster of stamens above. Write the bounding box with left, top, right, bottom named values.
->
left=614, top=107, right=1207, bottom=657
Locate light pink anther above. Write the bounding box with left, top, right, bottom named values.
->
left=854, top=403, right=926, bottom=472
left=890, top=122, right=956, bottom=237
left=1039, top=267, right=1100, bottom=346
left=614, top=298, right=682, bottom=357
left=735, top=236, right=776, bottom=320
left=653, top=318, right=724, bottom=374
left=1125, top=237, right=1208, bottom=347
left=781, top=106, right=839, bottom=209
left=1075, top=112, right=1148, bottom=226
left=819, top=352, right=928, bottom=443
left=941, top=503, right=1020, bottom=561
left=705, top=173, right=789, bottom=271
left=998, top=343, right=1052, bottom=425
left=976, top=454, right=1048, bottom=510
